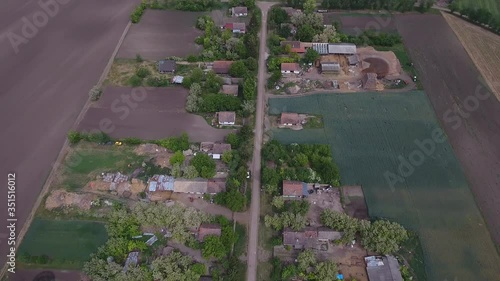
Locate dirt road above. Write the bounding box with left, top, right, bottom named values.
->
left=0, top=0, right=137, bottom=275
left=246, top=2, right=274, bottom=281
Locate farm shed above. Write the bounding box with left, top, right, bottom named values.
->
left=362, top=72, right=378, bottom=90
left=231, top=6, right=248, bottom=17
left=328, top=43, right=357, bottom=55
left=281, top=41, right=306, bottom=53
left=281, top=63, right=300, bottom=74
left=198, top=224, right=222, bottom=241
left=221, top=84, right=238, bottom=96
left=213, top=61, right=234, bottom=74
left=217, top=111, right=236, bottom=125
left=321, top=62, right=341, bottom=73
left=317, top=227, right=342, bottom=242
left=173, top=179, right=208, bottom=194
left=348, top=55, right=359, bottom=65
left=148, top=175, right=174, bottom=192
left=123, top=251, right=139, bottom=273
left=280, top=112, right=301, bottom=126
left=283, top=227, right=318, bottom=249
left=365, top=256, right=403, bottom=281
left=312, top=43, right=329, bottom=55
left=172, top=75, right=184, bottom=84
left=158, top=60, right=176, bottom=73
left=282, top=180, right=308, bottom=198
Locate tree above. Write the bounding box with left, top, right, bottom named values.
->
left=313, top=25, right=340, bottom=43
left=297, top=24, right=316, bottom=42
left=222, top=151, right=233, bottom=164
left=191, top=263, right=206, bottom=276
left=186, top=83, right=203, bottom=112
left=190, top=153, right=216, bottom=178
left=297, top=249, right=316, bottom=271
left=315, top=260, right=338, bottom=281
left=183, top=165, right=199, bottom=179
left=214, top=190, right=246, bottom=212
left=189, top=83, right=202, bottom=96
left=243, top=76, right=257, bottom=100
left=199, top=94, right=241, bottom=112
left=170, top=151, right=185, bottom=166
left=102, top=237, right=130, bottom=263
left=171, top=163, right=182, bottom=178
left=106, top=209, right=141, bottom=238
left=204, top=71, right=223, bottom=93
left=229, top=61, right=248, bottom=77
left=303, top=0, right=316, bottom=14
left=226, top=133, right=240, bottom=149
left=151, top=251, right=200, bottom=281
left=136, top=67, right=151, bottom=78
left=320, top=210, right=359, bottom=243
left=83, top=256, right=122, bottom=281
left=242, top=100, right=256, bottom=116
left=271, top=196, right=285, bottom=210
left=202, top=235, right=226, bottom=259
left=67, top=130, right=82, bottom=144
left=269, top=7, right=289, bottom=27
left=89, top=85, right=102, bottom=101
left=115, top=266, right=153, bottom=281
left=361, top=220, right=408, bottom=254
left=246, top=57, right=258, bottom=72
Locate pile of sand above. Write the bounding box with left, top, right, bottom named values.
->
left=45, top=189, right=97, bottom=210
left=134, top=143, right=167, bottom=155
left=130, top=178, right=146, bottom=194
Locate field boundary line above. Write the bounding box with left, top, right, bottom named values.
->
left=0, top=20, right=132, bottom=280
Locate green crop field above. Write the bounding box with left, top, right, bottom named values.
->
left=455, top=0, right=500, bottom=17
left=268, top=92, right=500, bottom=280
left=18, top=219, right=108, bottom=268
left=61, top=143, right=145, bottom=190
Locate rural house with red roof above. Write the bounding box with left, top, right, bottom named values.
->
left=282, top=180, right=308, bottom=198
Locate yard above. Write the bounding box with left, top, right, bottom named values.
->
left=453, top=0, right=500, bottom=17
left=117, top=10, right=204, bottom=59
left=268, top=92, right=500, bottom=280
left=18, top=219, right=108, bottom=269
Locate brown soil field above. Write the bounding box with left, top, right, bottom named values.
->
left=77, top=86, right=233, bottom=142
left=117, top=10, right=204, bottom=59
left=0, top=0, right=136, bottom=272
left=396, top=14, right=500, bottom=280
left=322, top=13, right=397, bottom=35
left=442, top=12, right=500, bottom=101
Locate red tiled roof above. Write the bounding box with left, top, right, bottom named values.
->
left=283, top=180, right=304, bottom=196
left=280, top=112, right=300, bottom=125
left=218, top=111, right=236, bottom=124
left=281, top=63, right=300, bottom=72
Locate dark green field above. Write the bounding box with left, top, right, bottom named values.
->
left=18, top=219, right=108, bottom=268
left=455, top=0, right=500, bottom=17
left=268, top=92, right=500, bottom=280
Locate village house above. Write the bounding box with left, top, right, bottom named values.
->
left=212, top=60, right=234, bottom=74
left=158, top=59, right=176, bottom=73
left=282, top=180, right=308, bottom=198
left=217, top=111, right=236, bottom=125
left=347, top=54, right=359, bottom=66
left=198, top=224, right=222, bottom=241
left=231, top=6, right=248, bottom=17
left=224, top=22, right=246, bottom=34
left=200, top=142, right=232, bottom=159
left=221, top=84, right=239, bottom=96
left=281, top=41, right=306, bottom=53
left=207, top=178, right=226, bottom=194
left=281, top=63, right=301, bottom=74
left=365, top=256, right=404, bottom=281
left=280, top=112, right=301, bottom=126
left=283, top=227, right=342, bottom=249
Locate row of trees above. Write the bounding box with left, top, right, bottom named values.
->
left=449, top=4, right=500, bottom=33
left=320, top=0, right=416, bottom=12
left=321, top=209, right=408, bottom=254
left=265, top=198, right=310, bottom=231
left=271, top=250, right=340, bottom=281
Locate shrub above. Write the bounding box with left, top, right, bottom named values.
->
left=84, top=132, right=112, bottom=143
left=135, top=54, right=143, bottom=63
left=128, top=75, right=143, bottom=87
left=146, top=76, right=170, bottom=87
left=67, top=130, right=82, bottom=144
left=121, top=137, right=142, bottom=145
left=89, top=86, right=102, bottom=101
left=130, top=2, right=147, bottom=24
left=186, top=55, right=199, bottom=62
left=136, top=67, right=151, bottom=78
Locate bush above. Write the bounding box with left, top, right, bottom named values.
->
left=186, top=55, right=199, bottom=62
left=67, top=131, right=82, bottom=144
left=121, top=137, right=142, bottom=145
left=89, top=86, right=102, bottom=101
left=156, top=133, right=189, bottom=151
left=146, top=76, right=170, bottom=87
left=84, top=132, right=112, bottom=143
left=130, top=2, right=147, bottom=24
left=135, top=54, right=143, bottom=63
left=136, top=67, right=151, bottom=78
left=128, top=75, right=143, bottom=87
left=190, top=153, right=216, bottom=178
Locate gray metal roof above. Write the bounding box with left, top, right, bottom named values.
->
left=328, top=43, right=357, bottom=54
left=321, top=62, right=341, bottom=72
left=158, top=60, right=176, bottom=72
left=365, top=256, right=403, bottom=281
left=312, top=43, right=329, bottom=55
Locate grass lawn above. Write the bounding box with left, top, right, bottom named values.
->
left=455, top=0, right=500, bottom=17
left=18, top=219, right=108, bottom=269
left=60, top=143, right=145, bottom=190
left=268, top=92, right=500, bottom=280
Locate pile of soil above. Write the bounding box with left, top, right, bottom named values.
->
left=130, top=178, right=146, bottom=194
left=361, top=57, right=389, bottom=78
left=86, top=180, right=110, bottom=191
left=134, top=143, right=172, bottom=168
left=45, top=189, right=97, bottom=210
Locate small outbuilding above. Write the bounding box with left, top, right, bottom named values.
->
left=173, top=179, right=208, bottom=194
left=213, top=61, right=234, bottom=74
left=281, top=41, right=306, bottom=53
left=365, top=256, right=403, bottom=281
left=362, top=72, right=378, bottom=90
left=225, top=22, right=246, bottom=34
left=221, top=84, right=239, bottom=96
left=282, top=180, right=308, bottom=198
left=217, top=111, right=236, bottom=125
left=198, top=224, right=222, bottom=241
left=320, top=62, right=341, bottom=73
left=347, top=55, right=359, bottom=65
left=158, top=60, right=176, bottom=73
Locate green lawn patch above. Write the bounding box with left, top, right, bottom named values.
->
left=454, top=0, right=500, bottom=17
left=18, top=219, right=108, bottom=269
left=268, top=92, right=500, bottom=280
left=61, top=144, right=145, bottom=190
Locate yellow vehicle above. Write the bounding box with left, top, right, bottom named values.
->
left=115, top=141, right=123, bottom=146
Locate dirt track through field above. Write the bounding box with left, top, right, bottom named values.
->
left=0, top=0, right=137, bottom=276
left=442, top=12, right=500, bottom=101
